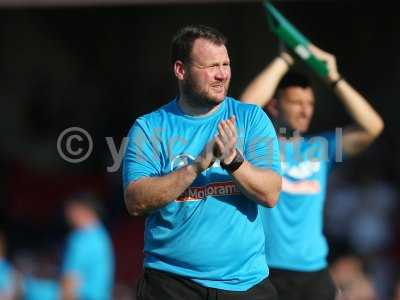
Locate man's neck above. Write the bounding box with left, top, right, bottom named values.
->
left=76, top=218, right=98, bottom=230
left=178, top=94, right=222, bottom=117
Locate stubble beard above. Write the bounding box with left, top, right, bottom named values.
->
left=181, top=74, right=229, bottom=110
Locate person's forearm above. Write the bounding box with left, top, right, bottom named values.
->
left=124, top=164, right=200, bottom=216
left=240, top=56, right=290, bottom=106
left=334, top=79, right=384, bottom=137
left=231, top=160, right=282, bottom=207
left=0, top=293, right=11, bottom=300
left=61, top=277, right=76, bottom=300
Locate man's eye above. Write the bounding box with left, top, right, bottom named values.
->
left=207, top=64, right=230, bottom=70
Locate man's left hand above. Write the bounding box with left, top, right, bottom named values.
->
left=309, top=44, right=341, bottom=83
left=214, top=115, right=237, bottom=165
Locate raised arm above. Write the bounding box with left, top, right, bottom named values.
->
left=240, top=52, right=294, bottom=106
left=309, top=44, right=384, bottom=156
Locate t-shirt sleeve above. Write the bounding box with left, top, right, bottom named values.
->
left=62, top=234, right=85, bottom=276
left=22, top=277, right=60, bottom=300
left=0, top=264, right=14, bottom=295
left=244, top=106, right=281, bottom=174
left=122, top=118, right=162, bottom=190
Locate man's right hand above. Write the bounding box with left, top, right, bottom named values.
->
left=192, top=138, right=217, bottom=174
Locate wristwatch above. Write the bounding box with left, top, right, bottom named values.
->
left=220, top=149, right=244, bottom=173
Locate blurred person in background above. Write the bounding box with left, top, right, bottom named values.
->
left=60, top=194, right=114, bottom=300
left=330, top=256, right=377, bottom=300
left=0, top=230, right=17, bottom=300
left=325, top=166, right=398, bottom=300
left=23, top=193, right=115, bottom=300
left=240, top=45, right=384, bottom=300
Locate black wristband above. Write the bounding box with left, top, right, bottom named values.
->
left=220, top=149, right=244, bottom=173
left=331, top=76, right=344, bottom=89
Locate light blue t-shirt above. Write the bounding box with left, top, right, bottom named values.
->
left=261, top=131, right=339, bottom=271
left=62, top=223, right=114, bottom=300
left=0, top=259, right=15, bottom=297
left=123, top=97, right=281, bottom=291
left=23, top=277, right=60, bottom=300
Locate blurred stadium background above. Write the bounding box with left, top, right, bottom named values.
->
left=0, top=1, right=399, bottom=299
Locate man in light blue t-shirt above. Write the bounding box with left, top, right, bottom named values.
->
left=241, top=46, right=384, bottom=300
left=23, top=194, right=114, bottom=300
left=123, top=25, right=282, bottom=300
left=61, top=194, right=114, bottom=300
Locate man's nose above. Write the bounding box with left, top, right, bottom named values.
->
left=215, top=66, right=228, bottom=80
left=301, top=104, right=311, bottom=115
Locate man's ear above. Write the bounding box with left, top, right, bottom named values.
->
left=265, top=98, right=279, bottom=119
left=174, top=60, right=185, bottom=80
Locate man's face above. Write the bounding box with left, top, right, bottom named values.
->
left=65, top=203, right=88, bottom=228
left=278, top=86, right=315, bottom=133
left=182, top=38, right=231, bottom=106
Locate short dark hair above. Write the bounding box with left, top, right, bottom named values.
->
left=65, top=192, right=103, bottom=217
left=170, top=25, right=227, bottom=67
left=275, top=72, right=312, bottom=100
left=278, top=72, right=311, bottom=91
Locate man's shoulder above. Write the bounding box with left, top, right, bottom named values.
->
left=137, top=99, right=176, bottom=123
left=69, top=225, right=111, bottom=248
left=67, top=230, right=83, bottom=247
left=126, top=99, right=176, bottom=133
left=225, top=97, right=265, bottom=120
left=226, top=96, right=260, bottom=111
left=0, top=259, right=13, bottom=273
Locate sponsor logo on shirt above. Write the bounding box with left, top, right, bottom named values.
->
left=281, top=160, right=321, bottom=179
left=281, top=161, right=321, bottom=195
left=177, top=181, right=240, bottom=202
left=282, top=177, right=320, bottom=195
